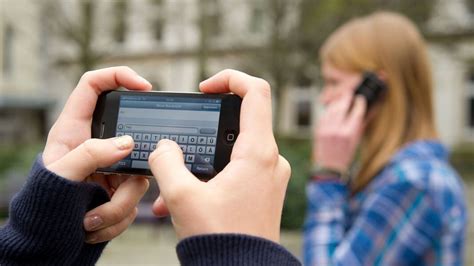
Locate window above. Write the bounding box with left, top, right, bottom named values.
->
left=249, top=4, right=264, bottom=34
left=149, top=0, right=166, bottom=41
left=153, top=18, right=165, bottom=41
left=2, top=24, right=14, bottom=76
left=112, top=1, right=128, bottom=43
left=468, top=71, right=474, bottom=130
left=296, top=100, right=311, bottom=127
left=200, top=0, right=221, bottom=38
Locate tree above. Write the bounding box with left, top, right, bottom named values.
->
left=242, top=0, right=435, bottom=133
left=43, top=0, right=110, bottom=80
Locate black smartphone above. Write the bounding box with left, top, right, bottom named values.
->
left=92, top=90, right=241, bottom=179
left=354, top=72, right=387, bottom=111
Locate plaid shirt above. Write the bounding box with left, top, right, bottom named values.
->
left=303, top=140, right=468, bottom=266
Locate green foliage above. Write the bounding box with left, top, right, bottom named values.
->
left=277, top=136, right=312, bottom=229
left=450, top=143, right=474, bottom=180
left=0, top=143, right=42, bottom=218
left=0, top=143, right=43, bottom=179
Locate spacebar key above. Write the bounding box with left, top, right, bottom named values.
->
left=132, top=160, right=150, bottom=169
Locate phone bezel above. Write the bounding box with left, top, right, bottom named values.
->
left=92, top=90, right=241, bottom=179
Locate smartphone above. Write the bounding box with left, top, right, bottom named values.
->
left=354, top=72, right=387, bottom=111
left=92, top=90, right=241, bottom=179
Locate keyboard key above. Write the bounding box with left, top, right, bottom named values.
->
left=192, top=164, right=215, bottom=175
left=134, top=142, right=141, bottom=150
left=202, top=155, right=213, bottom=164
left=133, top=133, right=142, bottom=141
left=116, top=132, right=124, bottom=137
left=188, top=136, right=197, bottom=144
left=185, top=154, right=195, bottom=163
left=206, top=146, right=215, bottom=154
left=195, top=154, right=214, bottom=164
left=198, top=137, right=207, bottom=145
left=114, top=160, right=131, bottom=168
left=200, top=128, right=217, bottom=135
left=140, top=152, right=149, bottom=160
left=187, top=145, right=196, bottom=153
left=151, top=143, right=157, bottom=150
left=185, top=164, right=192, bottom=171
left=179, top=145, right=187, bottom=153
left=143, top=134, right=151, bottom=141
left=197, top=146, right=206, bottom=154
left=207, top=137, right=216, bottom=145
left=124, top=132, right=133, bottom=137
left=178, top=135, right=188, bottom=144
left=170, top=135, right=179, bottom=142
left=132, top=160, right=149, bottom=169
left=131, top=151, right=140, bottom=159
left=161, top=134, right=170, bottom=140
left=152, top=134, right=160, bottom=142
left=141, top=142, right=150, bottom=151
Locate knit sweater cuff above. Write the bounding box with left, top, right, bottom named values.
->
left=176, top=234, right=301, bottom=266
left=0, top=154, right=110, bottom=265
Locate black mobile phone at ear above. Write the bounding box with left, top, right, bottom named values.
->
left=354, top=72, right=387, bottom=111
left=92, top=90, right=241, bottom=180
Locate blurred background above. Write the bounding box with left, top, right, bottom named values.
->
left=0, top=0, right=474, bottom=264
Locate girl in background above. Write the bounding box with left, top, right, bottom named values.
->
left=305, top=12, right=467, bottom=265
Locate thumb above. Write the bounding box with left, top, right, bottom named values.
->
left=45, top=135, right=134, bottom=181
left=148, top=139, right=197, bottom=198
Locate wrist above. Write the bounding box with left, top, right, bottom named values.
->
left=310, top=164, right=350, bottom=182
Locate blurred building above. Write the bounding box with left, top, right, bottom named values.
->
left=2, top=0, right=474, bottom=147
left=427, top=0, right=474, bottom=145
left=0, top=0, right=53, bottom=145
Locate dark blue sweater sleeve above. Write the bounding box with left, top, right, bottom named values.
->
left=0, top=155, right=301, bottom=265
left=176, top=234, right=301, bottom=266
left=0, top=155, right=110, bottom=266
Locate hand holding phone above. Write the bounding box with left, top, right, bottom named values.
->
left=149, top=69, right=291, bottom=243
left=42, top=66, right=152, bottom=244
left=92, top=90, right=241, bottom=179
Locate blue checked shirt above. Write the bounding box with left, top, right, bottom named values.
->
left=303, top=140, right=468, bottom=266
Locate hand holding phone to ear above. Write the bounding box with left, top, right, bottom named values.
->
left=314, top=93, right=367, bottom=173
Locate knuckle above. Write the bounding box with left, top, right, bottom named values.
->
left=255, top=78, right=272, bottom=98
left=79, top=70, right=95, bottom=83
left=104, top=225, right=124, bottom=241
left=81, top=139, right=99, bottom=162
left=258, top=144, right=279, bottom=168
left=117, top=65, right=134, bottom=74
left=278, top=156, right=292, bottom=181
left=109, top=204, right=127, bottom=222
left=221, top=68, right=235, bottom=75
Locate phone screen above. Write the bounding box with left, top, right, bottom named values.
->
left=112, top=94, right=222, bottom=176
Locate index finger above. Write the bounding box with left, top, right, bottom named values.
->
left=199, top=69, right=273, bottom=139
left=62, top=66, right=152, bottom=121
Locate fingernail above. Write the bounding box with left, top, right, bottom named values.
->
left=85, top=234, right=98, bottom=244
left=114, top=135, right=133, bottom=150
left=137, top=75, right=152, bottom=87
left=84, top=215, right=103, bottom=231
